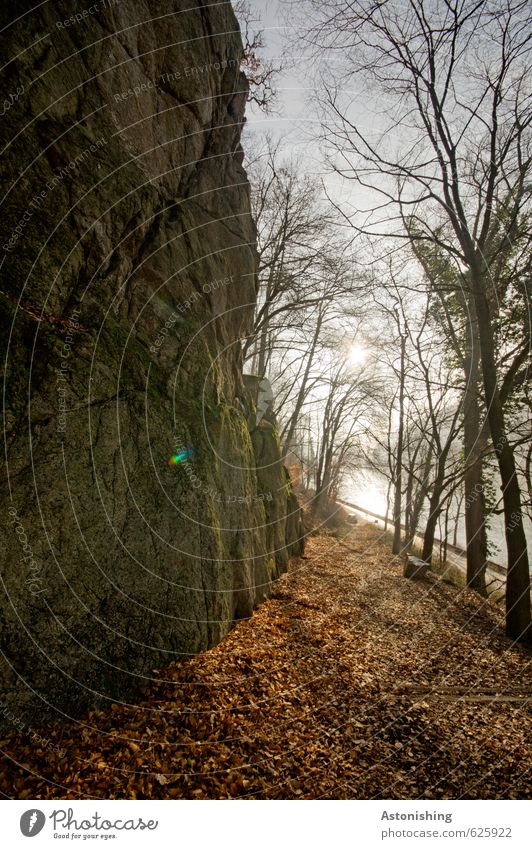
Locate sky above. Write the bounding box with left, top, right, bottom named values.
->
left=242, top=1, right=330, bottom=172
left=240, top=0, right=402, bottom=251
left=238, top=0, right=532, bottom=563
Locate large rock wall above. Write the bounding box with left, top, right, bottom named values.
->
left=0, top=0, right=303, bottom=729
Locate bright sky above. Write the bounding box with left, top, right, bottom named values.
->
left=241, top=1, right=398, bottom=244
left=243, top=1, right=319, bottom=155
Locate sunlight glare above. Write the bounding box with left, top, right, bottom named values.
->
left=362, top=486, right=386, bottom=516
left=348, top=344, right=367, bottom=366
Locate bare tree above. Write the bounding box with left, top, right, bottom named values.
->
left=245, top=141, right=337, bottom=375
left=369, top=284, right=464, bottom=565
left=234, top=1, right=282, bottom=112
left=314, top=361, right=377, bottom=513
left=412, top=244, right=491, bottom=592
left=299, top=0, right=532, bottom=642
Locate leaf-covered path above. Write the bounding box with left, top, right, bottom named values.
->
left=2, top=522, right=531, bottom=799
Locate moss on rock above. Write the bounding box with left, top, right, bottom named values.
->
left=0, top=0, right=303, bottom=730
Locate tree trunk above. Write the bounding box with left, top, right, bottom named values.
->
left=463, top=345, right=489, bottom=596
left=453, top=491, right=464, bottom=547
left=442, top=500, right=450, bottom=566
left=384, top=477, right=392, bottom=532
left=472, top=279, right=530, bottom=642
left=392, top=334, right=406, bottom=554
left=422, top=439, right=454, bottom=565
left=422, top=488, right=442, bottom=565
left=256, top=278, right=273, bottom=377
left=403, top=447, right=432, bottom=552
left=282, top=310, right=323, bottom=459
left=315, top=457, right=332, bottom=514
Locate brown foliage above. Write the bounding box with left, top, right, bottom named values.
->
left=1, top=523, right=531, bottom=799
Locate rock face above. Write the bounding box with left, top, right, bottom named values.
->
left=0, top=0, right=303, bottom=729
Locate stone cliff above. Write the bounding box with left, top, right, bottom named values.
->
left=0, top=0, right=303, bottom=728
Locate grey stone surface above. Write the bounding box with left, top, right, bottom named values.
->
left=0, top=0, right=303, bottom=729
left=404, top=557, right=430, bottom=579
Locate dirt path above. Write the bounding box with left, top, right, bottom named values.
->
left=339, top=499, right=506, bottom=592
left=1, top=522, right=531, bottom=800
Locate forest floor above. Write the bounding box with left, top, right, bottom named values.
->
left=1, top=520, right=531, bottom=800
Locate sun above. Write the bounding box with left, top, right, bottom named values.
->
left=348, top=344, right=367, bottom=366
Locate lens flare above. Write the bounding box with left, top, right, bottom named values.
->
left=168, top=448, right=194, bottom=465
left=348, top=344, right=367, bottom=366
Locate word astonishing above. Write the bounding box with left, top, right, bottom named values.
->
left=113, top=59, right=239, bottom=103
left=56, top=0, right=120, bottom=29
left=381, top=811, right=452, bottom=824
left=57, top=309, right=82, bottom=434
left=149, top=275, right=233, bottom=354
left=7, top=506, right=44, bottom=597
left=50, top=809, right=157, bottom=832
left=3, top=137, right=108, bottom=253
